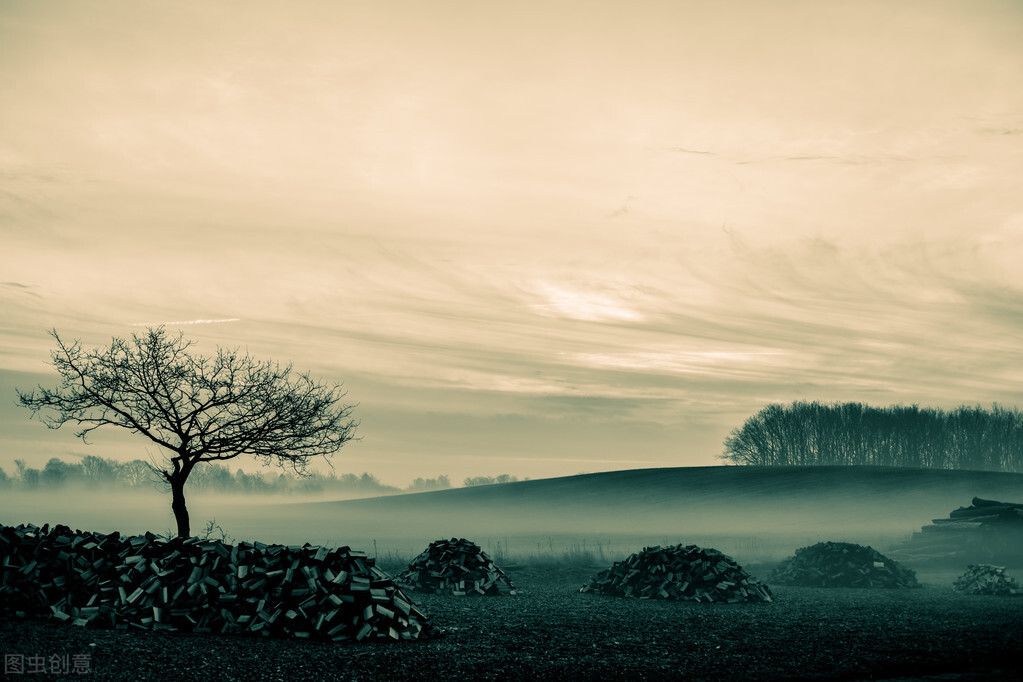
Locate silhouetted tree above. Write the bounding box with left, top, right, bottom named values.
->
left=18, top=327, right=358, bottom=537
left=119, top=459, right=155, bottom=487
left=21, top=467, right=41, bottom=488
left=80, top=455, right=121, bottom=485
left=13, top=459, right=41, bottom=488
left=41, top=457, right=82, bottom=487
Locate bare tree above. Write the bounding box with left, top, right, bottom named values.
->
left=119, top=459, right=156, bottom=487
left=80, top=454, right=121, bottom=484
left=18, top=327, right=358, bottom=537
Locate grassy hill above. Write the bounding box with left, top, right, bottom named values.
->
left=209, top=465, right=1023, bottom=562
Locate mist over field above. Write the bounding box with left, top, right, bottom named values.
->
left=6, top=466, right=1022, bottom=568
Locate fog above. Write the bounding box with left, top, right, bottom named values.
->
left=5, top=466, right=1021, bottom=569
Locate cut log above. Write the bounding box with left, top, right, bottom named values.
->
left=888, top=498, right=1023, bottom=565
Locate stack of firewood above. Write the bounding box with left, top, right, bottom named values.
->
left=888, top=497, right=1023, bottom=565
left=580, top=544, right=773, bottom=603
left=770, top=541, right=918, bottom=588
left=395, top=538, right=517, bottom=596
left=952, top=564, right=1022, bottom=596
left=0, top=523, right=434, bottom=641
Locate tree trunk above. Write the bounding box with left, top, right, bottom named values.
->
left=169, top=475, right=190, bottom=538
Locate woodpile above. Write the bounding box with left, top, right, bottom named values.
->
left=888, top=497, right=1023, bottom=565
left=770, top=541, right=919, bottom=588
left=952, top=565, right=1022, bottom=596
left=580, top=544, right=773, bottom=603
left=0, top=523, right=434, bottom=641
left=395, top=538, right=517, bottom=596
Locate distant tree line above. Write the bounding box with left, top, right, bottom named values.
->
left=0, top=457, right=529, bottom=493
left=0, top=455, right=453, bottom=495
left=3, top=456, right=155, bottom=490
left=722, top=401, right=1023, bottom=472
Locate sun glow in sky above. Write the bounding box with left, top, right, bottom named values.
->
left=2, top=0, right=1023, bottom=486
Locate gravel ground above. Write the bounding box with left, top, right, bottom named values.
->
left=3, top=566, right=1022, bottom=681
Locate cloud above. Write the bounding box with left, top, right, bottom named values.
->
left=572, top=350, right=791, bottom=378
left=976, top=127, right=1023, bottom=136
left=666, top=147, right=714, bottom=155
left=528, top=283, right=644, bottom=322
left=130, top=319, right=241, bottom=327
left=1, top=282, right=39, bottom=296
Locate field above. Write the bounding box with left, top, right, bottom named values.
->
left=3, top=466, right=1023, bottom=679
left=3, top=565, right=1022, bottom=680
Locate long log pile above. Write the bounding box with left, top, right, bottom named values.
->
left=395, top=538, right=517, bottom=596
left=888, top=497, right=1023, bottom=565
left=952, top=564, right=1022, bottom=596
left=0, top=523, right=433, bottom=641
left=580, top=544, right=773, bottom=603
left=770, top=541, right=919, bottom=588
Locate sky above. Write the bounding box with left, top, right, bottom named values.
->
left=2, top=0, right=1023, bottom=487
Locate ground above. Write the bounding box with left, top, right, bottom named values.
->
left=2, top=566, right=1022, bottom=681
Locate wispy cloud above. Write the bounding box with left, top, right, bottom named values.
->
left=130, top=319, right=241, bottom=327
left=571, top=350, right=791, bottom=377
left=665, top=147, right=714, bottom=155
left=528, top=282, right=645, bottom=322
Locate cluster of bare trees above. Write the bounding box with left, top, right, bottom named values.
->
left=463, top=474, right=520, bottom=487
left=405, top=475, right=453, bottom=493
left=722, top=401, right=1023, bottom=472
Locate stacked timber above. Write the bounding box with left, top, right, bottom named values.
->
left=770, top=541, right=918, bottom=588
left=888, top=497, right=1023, bottom=565
left=396, top=538, right=517, bottom=596
left=952, top=565, right=1022, bottom=596
left=580, top=544, right=773, bottom=603
left=0, top=523, right=433, bottom=641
